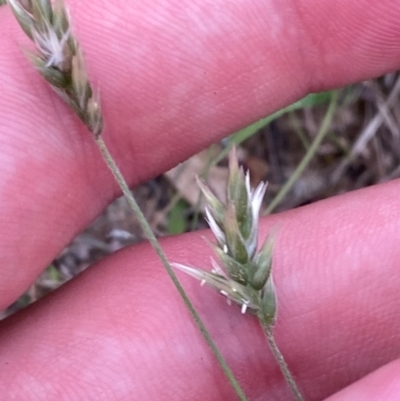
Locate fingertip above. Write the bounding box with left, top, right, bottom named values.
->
left=324, top=359, right=400, bottom=401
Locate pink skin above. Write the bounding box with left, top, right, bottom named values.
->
left=1, top=0, right=400, bottom=399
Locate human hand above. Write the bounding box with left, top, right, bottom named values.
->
left=1, top=0, right=400, bottom=400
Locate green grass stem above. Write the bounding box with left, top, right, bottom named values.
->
left=95, top=137, right=249, bottom=401
left=266, top=90, right=339, bottom=214
left=261, top=321, right=305, bottom=401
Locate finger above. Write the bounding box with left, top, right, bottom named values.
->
left=1, top=0, right=400, bottom=306
left=324, top=359, right=400, bottom=401
left=1, top=179, right=400, bottom=400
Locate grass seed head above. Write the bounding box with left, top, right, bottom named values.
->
left=7, top=0, right=103, bottom=137
left=173, top=147, right=277, bottom=325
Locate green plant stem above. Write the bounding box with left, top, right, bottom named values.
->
left=261, top=321, right=305, bottom=401
left=289, top=111, right=310, bottom=151
left=94, top=137, right=249, bottom=401
left=266, top=90, right=339, bottom=214
left=212, top=91, right=334, bottom=167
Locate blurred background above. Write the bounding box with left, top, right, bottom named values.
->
left=2, top=57, right=400, bottom=318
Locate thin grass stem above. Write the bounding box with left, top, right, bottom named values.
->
left=289, top=111, right=310, bottom=151
left=261, top=321, right=305, bottom=401
left=266, top=90, right=339, bottom=214
left=95, top=137, right=249, bottom=401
